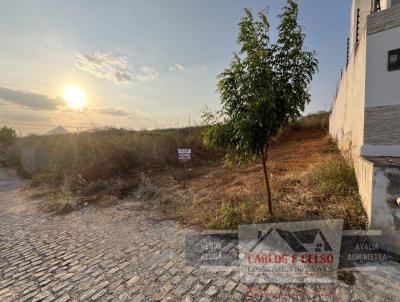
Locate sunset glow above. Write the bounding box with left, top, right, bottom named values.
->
left=63, top=84, right=86, bottom=110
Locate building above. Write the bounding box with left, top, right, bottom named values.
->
left=330, top=0, right=400, bottom=253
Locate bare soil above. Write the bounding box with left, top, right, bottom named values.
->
left=137, top=129, right=357, bottom=229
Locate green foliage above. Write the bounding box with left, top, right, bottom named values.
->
left=208, top=196, right=266, bottom=230
left=309, top=158, right=358, bottom=196
left=203, top=0, right=318, bottom=215
left=84, top=179, right=110, bottom=195
left=285, top=112, right=329, bottom=133
left=209, top=156, right=367, bottom=230
left=308, top=157, right=367, bottom=229
left=208, top=203, right=243, bottom=230
left=203, top=0, right=318, bottom=161
left=98, top=195, right=117, bottom=207
left=44, top=178, right=77, bottom=213
left=16, top=126, right=217, bottom=188
left=0, top=126, right=17, bottom=147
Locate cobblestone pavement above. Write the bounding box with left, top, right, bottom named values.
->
left=1, top=167, right=400, bottom=302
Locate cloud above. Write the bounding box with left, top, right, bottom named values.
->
left=76, top=51, right=133, bottom=82
left=0, top=111, right=52, bottom=123
left=93, top=107, right=131, bottom=117
left=0, top=86, right=63, bottom=110
left=92, top=107, right=152, bottom=123
left=136, top=66, right=159, bottom=81
left=169, top=63, right=185, bottom=71
left=76, top=51, right=158, bottom=82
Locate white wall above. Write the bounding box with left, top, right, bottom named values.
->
left=329, top=29, right=369, bottom=220
left=329, top=29, right=367, bottom=158
left=382, top=0, right=391, bottom=10
left=349, top=0, right=373, bottom=56
left=356, top=157, right=374, bottom=222
left=365, top=26, right=400, bottom=107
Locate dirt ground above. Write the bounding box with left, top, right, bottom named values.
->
left=138, top=129, right=358, bottom=229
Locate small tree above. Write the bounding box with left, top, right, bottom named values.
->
left=203, top=0, right=318, bottom=216
left=0, top=126, right=17, bottom=147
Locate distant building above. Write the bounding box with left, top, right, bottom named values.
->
left=330, top=0, right=400, bottom=253
left=45, top=126, right=69, bottom=136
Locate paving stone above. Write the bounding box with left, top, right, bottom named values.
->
left=0, top=167, right=399, bottom=302
left=206, top=286, right=219, bottom=297
left=132, top=293, right=146, bottom=302
left=235, top=283, right=248, bottom=295
left=91, top=288, right=107, bottom=301
left=225, top=280, right=237, bottom=292
left=181, top=295, right=193, bottom=302
left=126, top=276, right=140, bottom=287
left=55, top=293, right=70, bottom=302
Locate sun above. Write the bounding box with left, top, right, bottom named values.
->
left=63, top=84, right=86, bottom=110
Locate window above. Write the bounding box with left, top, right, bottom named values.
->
left=315, top=243, right=323, bottom=252
left=392, top=0, right=400, bottom=7
left=388, top=49, right=400, bottom=71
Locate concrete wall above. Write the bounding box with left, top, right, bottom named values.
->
left=330, top=2, right=400, bottom=245
left=369, top=162, right=400, bottom=253
left=331, top=4, right=400, bottom=155
left=20, top=147, right=49, bottom=174
left=329, top=28, right=367, bottom=159
left=356, top=158, right=374, bottom=221
left=390, top=0, right=400, bottom=7
left=20, top=148, right=36, bottom=175
left=382, top=0, right=391, bottom=10
left=349, top=0, right=372, bottom=57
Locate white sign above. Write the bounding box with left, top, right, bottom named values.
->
left=178, top=149, right=192, bottom=154
left=178, top=153, right=191, bottom=161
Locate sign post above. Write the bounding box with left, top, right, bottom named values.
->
left=178, top=148, right=191, bottom=169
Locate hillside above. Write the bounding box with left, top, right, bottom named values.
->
left=1, top=113, right=367, bottom=230
left=133, top=128, right=367, bottom=230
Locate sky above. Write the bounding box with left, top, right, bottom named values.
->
left=0, top=0, right=352, bottom=135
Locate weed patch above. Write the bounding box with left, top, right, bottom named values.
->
left=209, top=156, right=367, bottom=230
left=44, top=179, right=77, bottom=213
left=309, top=158, right=358, bottom=196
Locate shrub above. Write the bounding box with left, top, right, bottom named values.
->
left=207, top=196, right=266, bottom=230
left=98, top=195, right=117, bottom=207
left=44, top=178, right=77, bottom=213
left=309, top=158, right=358, bottom=196
left=84, top=179, right=109, bottom=195
left=31, top=171, right=60, bottom=188
left=0, top=126, right=17, bottom=147
left=207, top=156, right=367, bottom=230
left=208, top=203, right=242, bottom=230
left=13, top=126, right=222, bottom=189
left=286, top=112, right=329, bottom=133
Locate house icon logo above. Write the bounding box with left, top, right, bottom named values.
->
left=239, top=220, right=343, bottom=284
left=250, top=228, right=333, bottom=253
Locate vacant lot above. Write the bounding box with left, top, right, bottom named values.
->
left=141, top=128, right=366, bottom=230
left=1, top=113, right=367, bottom=230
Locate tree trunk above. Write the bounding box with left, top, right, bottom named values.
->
left=262, top=151, right=273, bottom=216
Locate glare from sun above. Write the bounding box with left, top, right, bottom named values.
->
left=63, top=84, right=86, bottom=110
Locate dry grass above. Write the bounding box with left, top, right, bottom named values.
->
left=144, top=128, right=367, bottom=230
left=4, top=126, right=223, bottom=211
left=4, top=112, right=367, bottom=227
left=43, top=178, right=77, bottom=213
left=206, top=156, right=367, bottom=230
